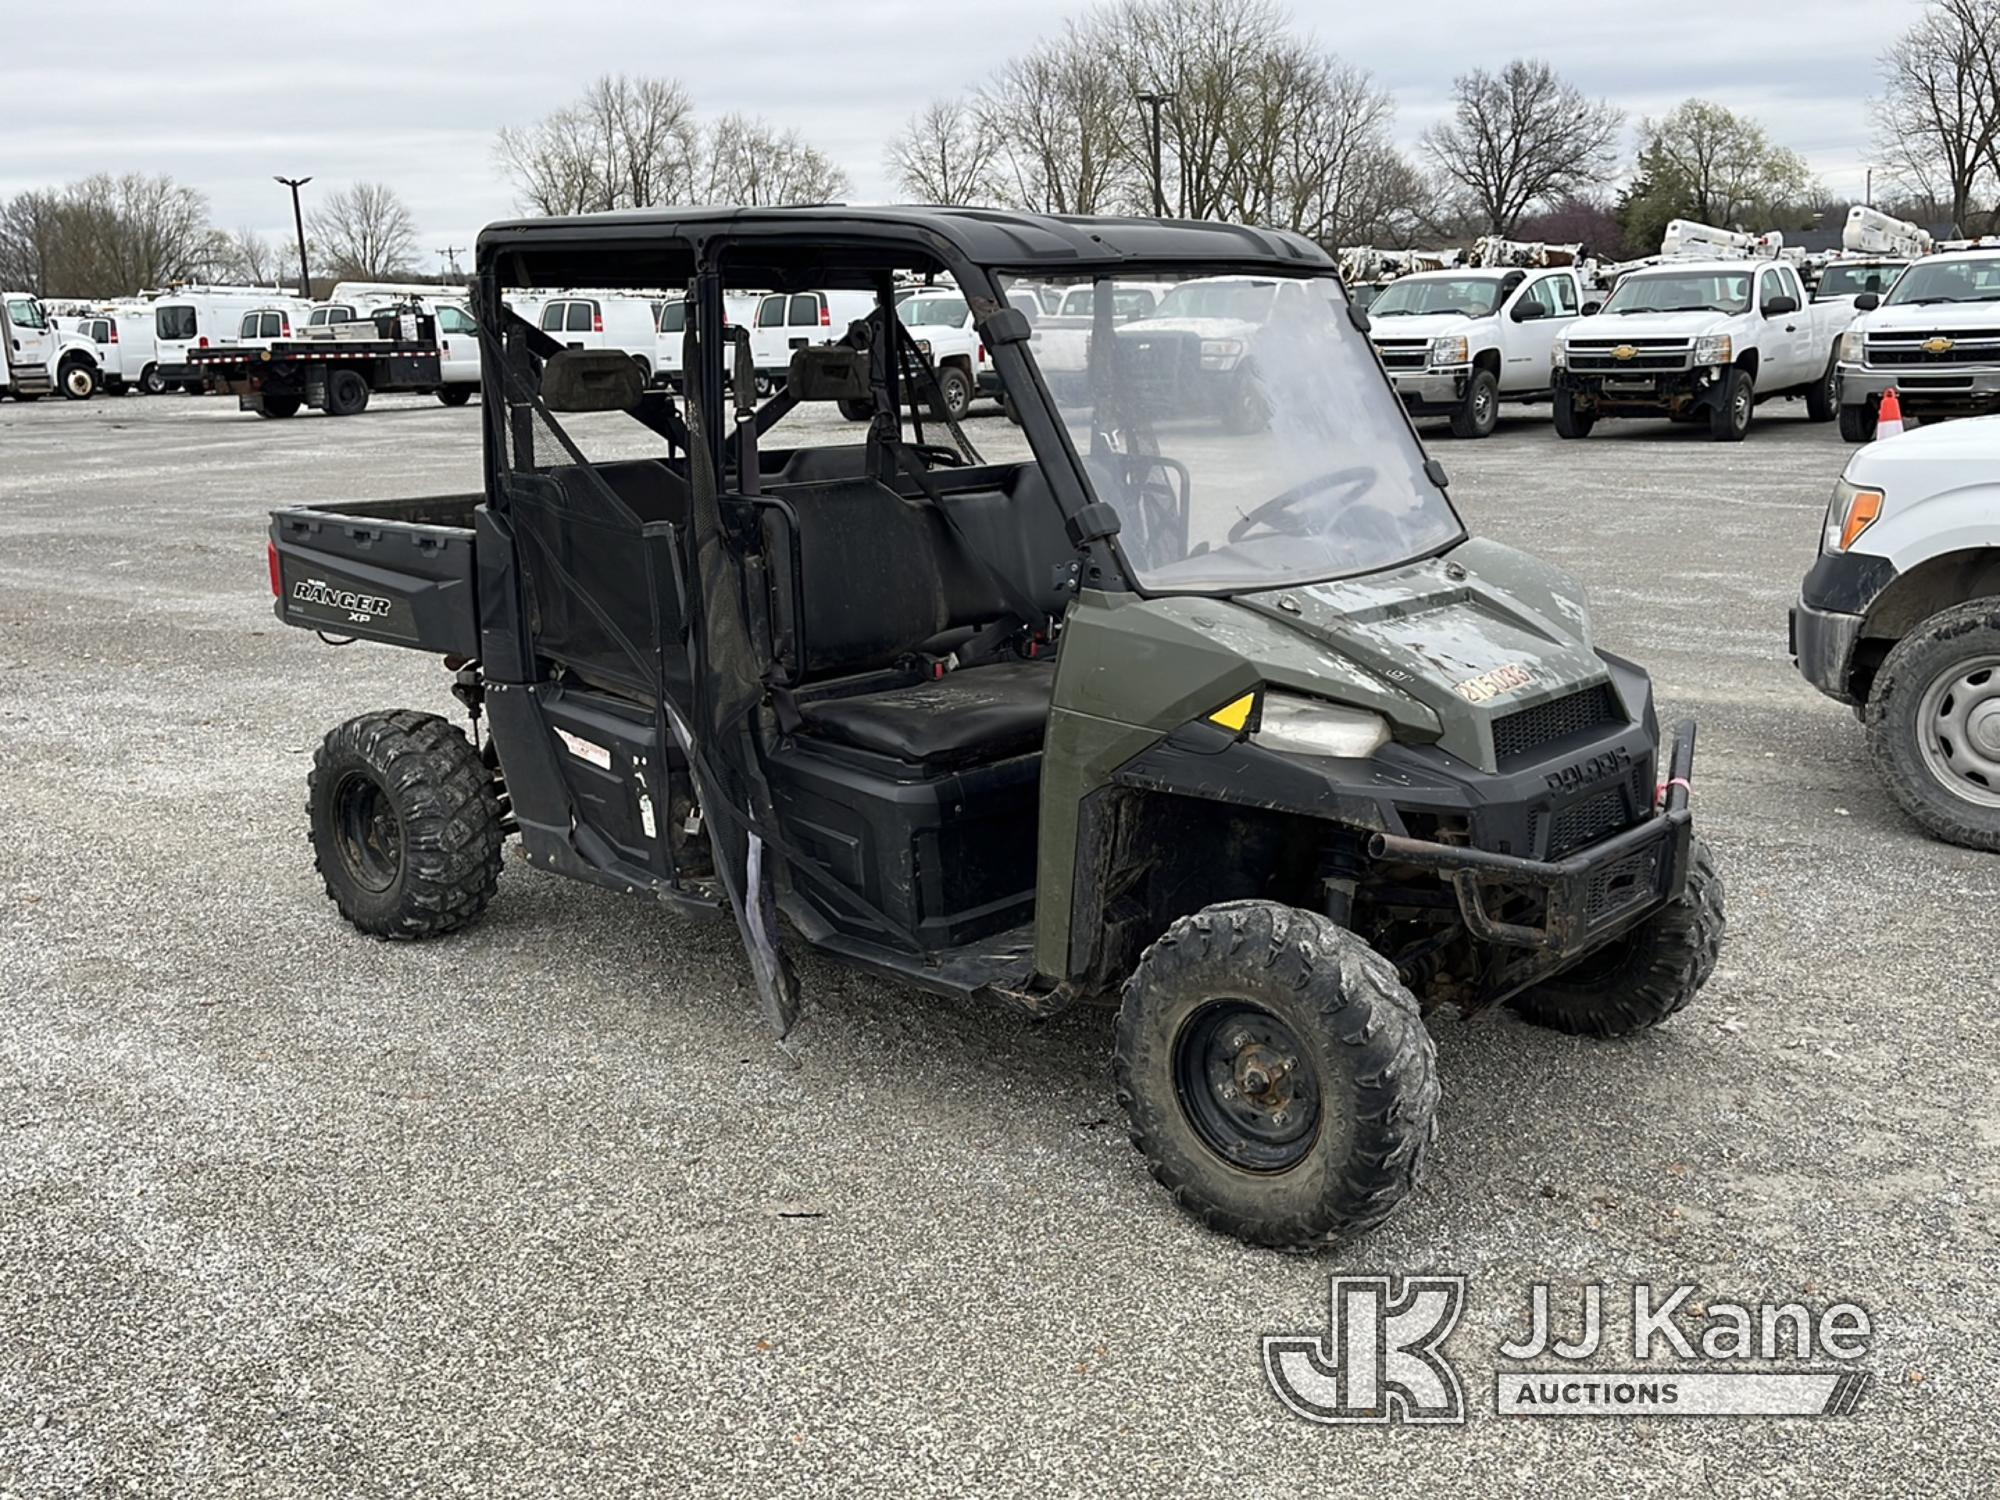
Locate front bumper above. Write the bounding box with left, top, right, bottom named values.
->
left=1557, top=365, right=1726, bottom=415
left=1838, top=363, right=2000, bottom=416
left=1371, top=719, right=1698, bottom=959
left=1789, top=547, right=1899, bottom=703
left=1388, top=368, right=1468, bottom=409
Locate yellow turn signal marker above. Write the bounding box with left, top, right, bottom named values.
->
left=1209, top=693, right=1257, bottom=733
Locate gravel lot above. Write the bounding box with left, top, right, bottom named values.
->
left=1, top=390, right=1994, bottom=1498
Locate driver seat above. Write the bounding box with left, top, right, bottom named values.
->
left=795, top=660, right=1053, bottom=767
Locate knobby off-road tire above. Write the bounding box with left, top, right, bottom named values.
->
left=308, top=711, right=505, bottom=939
left=1510, top=837, right=1725, bottom=1038
left=1552, top=387, right=1595, bottom=438
left=1449, top=367, right=1499, bottom=439
left=1864, top=599, right=2000, bottom=851
left=1114, top=900, right=1439, bottom=1251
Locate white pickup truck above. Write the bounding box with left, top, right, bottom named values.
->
left=1834, top=246, right=2000, bottom=441
left=1552, top=254, right=1849, bottom=441
left=1790, top=414, right=2000, bottom=849
left=1365, top=264, right=1586, bottom=438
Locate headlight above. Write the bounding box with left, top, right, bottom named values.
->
left=1251, top=692, right=1393, bottom=759
left=1429, top=335, right=1469, bottom=367
left=1552, top=341, right=1568, bottom=369
left=1199, top=337, right=1244, bottom=370
left=1692, top=333, right=1733, bottom=366
left=1823, top=478, right=1884, bottom=554
left=1839, top=329, right=1864, bottom=364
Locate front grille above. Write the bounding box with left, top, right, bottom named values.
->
left=1566, top=337, right=1690, bottom=375
left=1373, top=339, right=1428, bottom=370
left=1492, top=685, right=1622, bottom=763
left=1864, top=332, right=2000, bottom=368
left=1547, top=789, right=1628, bottom=858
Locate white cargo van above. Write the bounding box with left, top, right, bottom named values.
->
left=656, top=292, right=760, bottom=390
left=62, top=306, right=164, bottom=394
left=535, top=292, right=668, bottom=383
left=152, top=287, right=298, bottom=391
left=749, top=290, right=875, bottom=393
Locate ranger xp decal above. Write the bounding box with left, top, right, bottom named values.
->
left=293, top=578, right=393, bottom=624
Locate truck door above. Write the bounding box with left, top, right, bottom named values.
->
left=5, top=295, right=55, bottom=383
left=1759, top=266, right=1811, bottom=385
left=751, top=293, right=788, bottom=374
left=1506, top=275, right=1570, bottom=390
left=436, top=304, right=480, bottom=384
left=785, top=293, right=822, bottom=360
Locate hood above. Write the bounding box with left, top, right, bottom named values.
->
left=1367, top=311, right=1492, bottom=342
left=1119, top=314, right=1263, bottom=342
left=1851, top=300, right=2000, bottom=334
left=1846, top=409, right=2000, bottom=476
left=1236, top=539, right=1623, bottom=773
left=1565, top=310, right=1735, bottom=340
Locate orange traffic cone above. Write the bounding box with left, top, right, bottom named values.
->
left=1876, top=387, right=1905, bottom=440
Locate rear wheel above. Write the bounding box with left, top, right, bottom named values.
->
left=1509, top=838, right=1724, bottom=1037
left=630, top=355, right=652, bottom=387
left=1448, top=367, right=1499, bottom=439
left=836, top=397, right=872, bottom=422
left=308, top=711, right=505, bottom=939
left=1864, top=599, right=2000, bottom=850
left=257, top=394, right=301, bottom=419
left=1708, top=368, right=1753, bottom=441
left=1838, top=402, right=1875, bottom=443
left=1115, top=900, right=1439, bottom=1250
left=58, top=357, right=97, bottom=400
left=139, top=364, right=167, bottom=396
left=325, top=369, right=371, bottom=417
left=1552, top=387, right=1595, bottom=438
left=929, top=364, right=973, bottom=423
left=437, top=386, right=473, bottom=407
left=1805, top=348, right=1840, bottom=422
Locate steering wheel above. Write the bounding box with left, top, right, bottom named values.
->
left=1227, top=467, right=1377, bottom=543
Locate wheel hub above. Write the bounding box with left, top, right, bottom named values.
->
left=333, top=771, right=404, bottom=891
left=1173, top=1001, right=1321, bottom=1172
left=1916, top=654, right=2000, bottom=807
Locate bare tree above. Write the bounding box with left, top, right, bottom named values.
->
left=220, top=227, right=277, bottom=285
left=885, top=99, right=1002, bottom=205
left=308, top=183, right=418, bottom=280
left=704, top=115, right=850, bottom=206
left=1875, top=0, right=2000, bottom=231
left=497, top=106, right=606, bottom=215
left=1421, top=59, right=1623, bottom=235
left=0, top=174, right=217, bottom=295
left=982, top=21, right=1133, bottom=214
left=0, top=189, right=67, bottom=293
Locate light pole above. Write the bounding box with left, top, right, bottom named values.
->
left=274, top=176, right=312, bottom=298
left=1135, top=91, right=1173, bottom=218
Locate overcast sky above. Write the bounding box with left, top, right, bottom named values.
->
left=4, top=0, right=1930, bottom=268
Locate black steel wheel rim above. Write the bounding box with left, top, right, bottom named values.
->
left=1173, top=999, right=1322, bottom=1172
left=333, top=771, right=403, bottom=893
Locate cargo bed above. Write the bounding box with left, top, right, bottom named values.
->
left=269, top=494, right=482, bottom=656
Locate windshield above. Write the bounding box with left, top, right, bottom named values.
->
left=901, top=295, right=968, bottom=328
left=155, top=305, right=197, bottom=341
left=1147, top=279, right=1276, bottom=323
left=1600, top=271, right=1751, bottom=315
left=1816, top=263, right=1904, bottom=300
left=1368, top=275, right=1512, bottom=319
left=1886, top=256, right=2000, bottom=305
left=1004, top=271, right=1462, bottom=593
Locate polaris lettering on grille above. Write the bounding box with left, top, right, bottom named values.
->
left=293, top=577, right=392, bottom=623
left=1545, top=747, right=1632, bottom=795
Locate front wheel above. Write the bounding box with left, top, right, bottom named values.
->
left=1448, top=367, right=1499, bottom=439
left=1864, top=599, right=2000, bottom=850
left=437, top=386, right=473, bottom=407
left=1838, top=402, right=1875, bottom=443
left=1509, top=837, right=1725, bottom=1037
left=1805, top=350, right=1840, bottom=421
left=928, top=364, right=973, bottom=423
left=139, top=364, right=167, bottom=396
left=59, top=357, right=97, bottom=400
left=1708, top=368, right=1753, bottom=441
left=1552, top=387, right=1595, bottom=438
left=1115, top=900, right=1439, bottom=1250
left=308, top=711, right=506, bottom=939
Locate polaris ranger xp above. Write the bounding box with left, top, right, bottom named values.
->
left=271, top=207, right=1723, bottom=1250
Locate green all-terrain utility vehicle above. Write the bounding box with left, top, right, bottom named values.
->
left=270, top=206, right=1723, bottom=1249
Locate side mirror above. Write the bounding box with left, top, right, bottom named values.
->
left=1762, top=294, right=1800, bottom=318
left=1512, top=300, right=1549, bottom=322
left=1854, top=292, right=1881, bottom=312
left=1582, top=300, right=1602, bottom=316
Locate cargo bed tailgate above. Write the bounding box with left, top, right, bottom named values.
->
left=270, top=493, right=481, bottom=656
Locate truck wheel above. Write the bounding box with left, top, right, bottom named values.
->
left=58, top=357, right=97, bottom=400
left=1838, top=402, right=1875, bottom=443
left=1708, top=369, right=1753, bottom=441
left=1863, top=599, right=2000, bottom=851
left=928, top=364, right=973, bottom=423
left=1448, top=368, right=1499, bottom=439
left=1552, top=388, right=1594, bottom=438
left=309, top=710, right=505, bottom=939
left=139, top=364, right=167, bottom=396
left=326, top=369, right=371, bottom=417
left=1509, top=838, right=1724, bottom=1037
left=630, top=355, right=653, bottom=387
left=1220, top=368, right=1271, bottom=435
left=836, top=397, right=872, bottom=422
left=1805, top=349, right=1840, bottom=422
left=437, top=387, right=473, bottom=407
left=257, top=394, right=301, bottom=419
left=1114, top=900, right=1439, bottom=1250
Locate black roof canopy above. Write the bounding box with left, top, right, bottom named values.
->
left=477, top=204, right=1333, bottom=293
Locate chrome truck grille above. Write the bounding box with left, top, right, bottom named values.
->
left=1372, top=338, right=1429, bottom=371
left=1863, top=329, right=2000, bottom=367
left=1564, top=338, right=1692, bottom=374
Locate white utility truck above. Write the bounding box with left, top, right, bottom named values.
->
left=1366, top=245, right=1589, bottom=438
left=3, top=293, right=106, bottom=400
left=1791, top=414, right=2000, bottom=849
left=1552, top=221, right=1853, bottom=441
left=1834, top=245, right=2000, bottom=441
left=1811, top=205, right=1928, bottom=309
